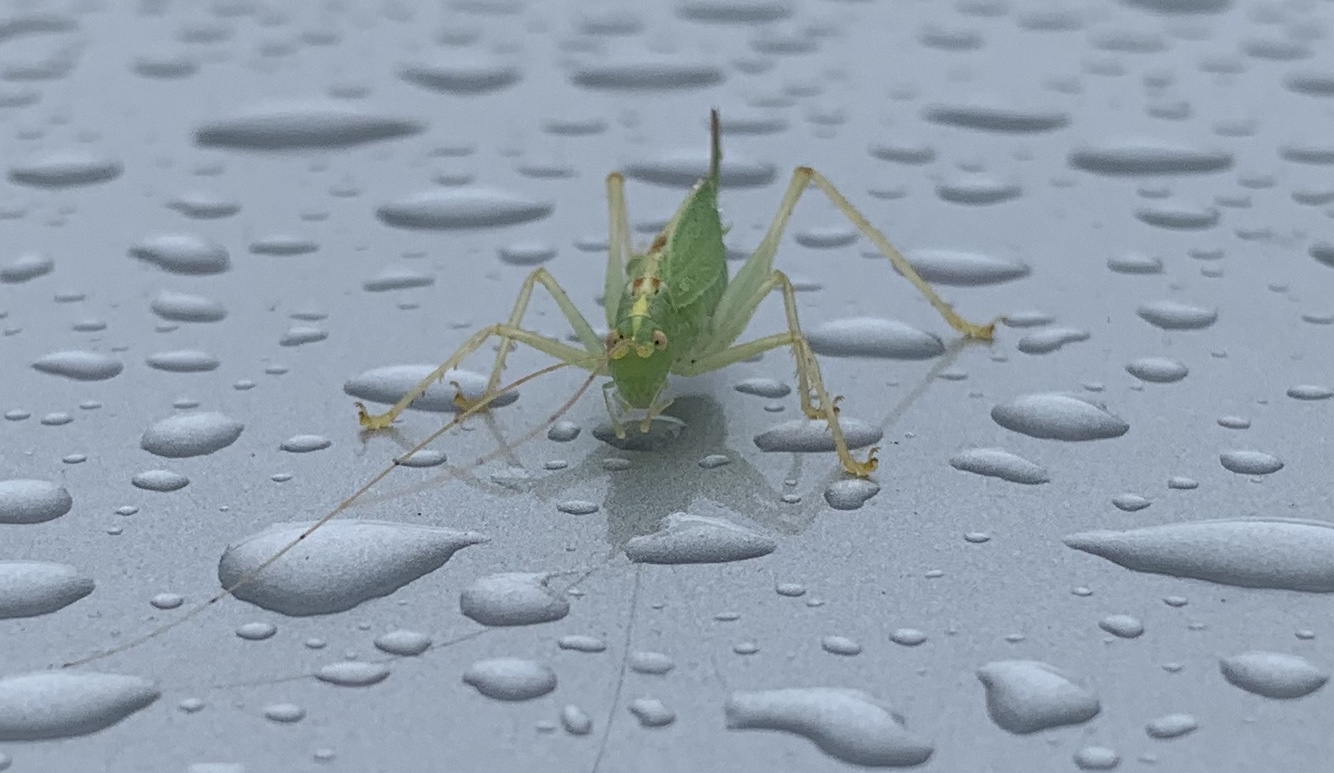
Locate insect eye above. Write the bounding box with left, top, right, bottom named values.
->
left=652, top=330, right=668, bottom=349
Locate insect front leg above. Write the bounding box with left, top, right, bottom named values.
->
left=356, top=321, right=601, bottom=430
left=467, top=267, right=605, bottom=409
left=676, top=270, right=877, bottom=478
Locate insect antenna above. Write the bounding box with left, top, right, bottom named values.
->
left=62, top=357, right=600, bottom=669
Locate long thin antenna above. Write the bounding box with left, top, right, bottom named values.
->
left=709, top=108, right=722, bottom=185
left=63, top=360, right=598, bottom=668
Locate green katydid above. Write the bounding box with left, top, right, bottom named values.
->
left=356, top=108, right=996, bottom=477
left=63, top=109, right=995, bottom=668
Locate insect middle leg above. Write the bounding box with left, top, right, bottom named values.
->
left=675, top=270, right=877, bottom=478
left=720, top=166, right=1001, bottom=343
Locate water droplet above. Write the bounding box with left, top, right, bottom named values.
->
left=557, top=500, right=599, bottom=515
left=547, top=420, right=581, bottom=442
left=821, top=636, right=862, bottom=656
left=936, top=175, right=1022, bottom=205
left=145, top=349, right=220, bottom=373
left=569, top=59, right=724, bottom=91
left=344, top=365, right=518, bottom=413
left=129, top=234, right=230, bottom=275
left=949, top=448, right=1050, bottom=484
left=1287, top=384, right=1333, bottom=401
left=676, top=1, right=792, bottom=24
left=1145, top=713, right=1198, bottom=738
left=558, top=634, right=607, bottom=653
left=1136, top=300, right=1217, bottom=330
left=1167, top=476, right=1198, bottom=490
left=1220, top=652, right=1329, bottom=699
left=824, top=479, right=881, bottom=511
left=279, top=434, right=331, bottom=453
left=1107, top=252, right=1163, bottom=274
left=1125, top=356, right=1189, bottom=383
left=362, top=267, right=433, bottom=292
left=0, top=479, right=73, bottom=524
left=31, top=350, right=123, bottom=381
left=1069, top=142, right=1232, bottom=175
left=625, top=513, right=776, bottom=564
left=977, top=660, right=1100, bottom=734
left=150, top=593, right=182, bottom=610
left=1219, top=450, right=1283, bottom=475
left=807, top=318, right=944, bottom=359
left=0, top=672, right=157, bottom=741
left=1112, top=493, right=1151, bottom=511
left=235, top=622, right=276, bottom=641
left=315, top=661, right=391, bottom=687
left=150, top=290, right=226, bottom=322
left=218, top=521, right=487, bottom=615
left=8, top=151, right=122, bottom=188
left=890, top=629, right=927, bottom=646
left=1135, top=201, right=1220, bottom=230
left=628, top=697, right=676, bottom=727
left=1016, top=327, right=1091, bottom=355
left=1098, top=614, right=1144, bottom=638
left=374, top=629, right=431, bottom=656
left=1, top=251, right=54, bottom=283
left=263, top=703, right=305, bottom=723
left=400, top=48, right=526, bottom=88
left=560, top=704, right=593, bottom=735
left=462, top=658, right=556, bottom=701
left=1073, top=745, right=1121, bottom=770
left=497, top=241, right=556, bottom=266
left=377, top=188, right=553, bottom=230
left=923, top=103, right=1069, bottom=133
left=725, top=687, right=933, bottom=766
left=1064, top=518, right=1334, bottom=591
left=195, top=103, right=423, bottom=150
left=629, top=651, right=675, bottom=675
left=459, top=572, right=569, bottom=626
left=0, top=561, right=94, bottom=618
left=734, top=378, right=790, bottom=398
left=130, top=470, right=190, bottom=492
left=1285, top=71, right=1334, bottom=97
left=140, top=412, right=244, bottom=458
left=755, top=418, right=881, bottom=454
left=166, top=191, right=240, bottom=219
left=623, top=150, right=775, bottom=188
left=991, top=393, right=1129, bottom=441
left=698, top=454, right=731, bottom=469
left=795, top=225, right=857, bottom=249
left=250, top=234, right=317, bottom=256
left=902, top=249, right=1030, bottom=286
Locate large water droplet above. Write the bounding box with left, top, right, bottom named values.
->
left=0, top=672, right=159, bottom=740
left=31, top=351, right=123, bottom=381
left=150, top=290, right=226, bottom=322
left=725, top=687, right=934, bottom=767
left=399, top=60, right=521, bottom=95
left=1064, top=518, right=1334, bottom=591
left=991, top=393, right=1129, bottom=441
left=195, top=102, right=424, bottom=150
left=217, top=521, right=487, bottom=615
left=624, top=513, right=776, bottom=564
left=569, top=59, right=724, bottom=91
left=902, top=249, right=1030, bottom=286
left=8, top=151, right=122, bottom=188
left=0, top=561, right=94, bottom=618
left=0, top=479, right=73, bottom=524
left=949, top=448, right=1050, bottom=484
left=459, top=572, right=569, bottom=626
left=1136, top=300, right=1217, bottom=330
left=461, top=658, right=556, bottom=700
left=1068, top=141, right=1232, bottom=175
left=1219, top=652, right=1329, bottom=699
left=976, top=660, right=1100, bottom=734
left=806, top=318, right=944, bottom=359
left=140, top=412, right=243, bottom=458
left=377, top=188, right=553, bottom=230
left=129, top=234, right=230, bottom=275
left=755, top=418, right=882, bottom=453
left=344, top=365, right=518, bottom=413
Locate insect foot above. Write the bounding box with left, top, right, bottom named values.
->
left=354, top=401, right=393, bottom=430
